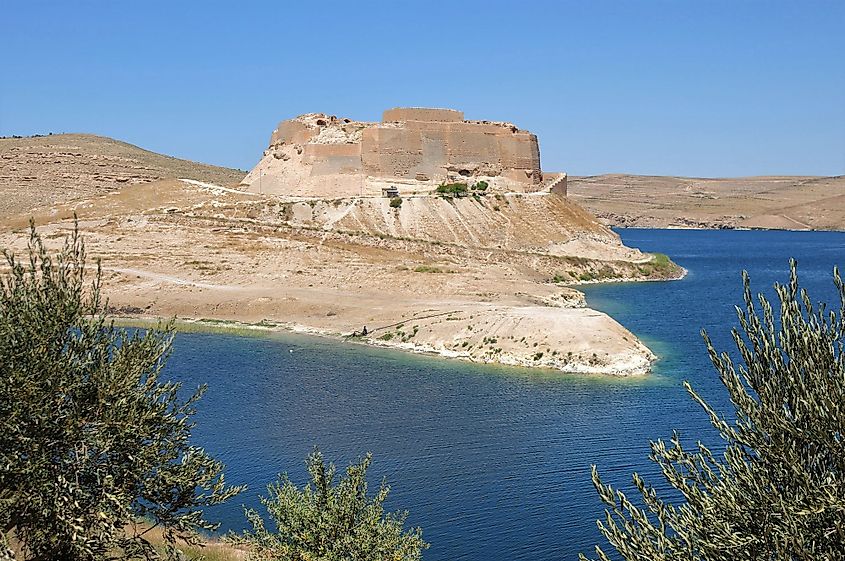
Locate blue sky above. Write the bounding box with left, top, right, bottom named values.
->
left=2, top=0, right=843, bottom=176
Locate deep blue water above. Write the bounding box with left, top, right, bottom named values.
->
left=164, top=229, right=845, bottom=561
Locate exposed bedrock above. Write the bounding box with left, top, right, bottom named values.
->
left=276, top=193, right=643, bottom=262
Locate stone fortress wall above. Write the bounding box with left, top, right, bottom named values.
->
left=242, top=108, right=560, bottom=198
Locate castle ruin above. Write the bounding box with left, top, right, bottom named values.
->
left=242, top=108, right=566, bottom=198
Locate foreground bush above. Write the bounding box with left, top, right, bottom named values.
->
left=0, top=224, right=242, bottom=560
left=232, top=450, right=427, bottom=561
left=582, top=260, right=845, bottom=561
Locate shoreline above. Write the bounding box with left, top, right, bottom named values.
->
left=563, top=266, right=688, bottom=287
left=614, top=225, right=843, bottom=232
left=112, top=313, right=656, bottom=378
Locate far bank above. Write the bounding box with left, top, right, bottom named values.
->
left=568, top=174, right=845, bottom=231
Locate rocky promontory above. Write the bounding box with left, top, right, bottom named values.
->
left=0, top=111, right=683, bottom=376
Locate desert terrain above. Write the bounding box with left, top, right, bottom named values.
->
left=0, top=133, right=684, bottom=376
left=568, top=174, right=845, bottom=230
left=0, top=133, right=245, bottom=219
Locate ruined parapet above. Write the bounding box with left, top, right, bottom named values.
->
left=242, top=108, right=551, bottom=198
left=382, top=107, right=464, bottom=122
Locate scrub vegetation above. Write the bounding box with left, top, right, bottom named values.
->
left=229, top=451, right=427, bottom=561
left=435, top=181, right=490, bottom=198
left=0, top=223, right=243, bottom=560
left=583, top=261, right=845, bottom=561
left=636, top=252, right=674, bottom=277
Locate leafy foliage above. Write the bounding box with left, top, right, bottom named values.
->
left=436, top=181, right=491, bottom=198
left=582, top=260, right=845, bottom=561
left=435, top=182, right=469, bottom=196
left=0, top=223, right=242, bottom=561
left=232, top=450, right=427, bottom=561
left=389, top=196, right=403, bottom=208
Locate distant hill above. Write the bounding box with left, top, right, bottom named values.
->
left=6, top=134, right=839, bottom=232
left=0, top=134, right=245, bottom=219
left=567, top=174, right=845, bottom=231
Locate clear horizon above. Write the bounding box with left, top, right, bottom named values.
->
left=2, top=0, right=843, bottom=177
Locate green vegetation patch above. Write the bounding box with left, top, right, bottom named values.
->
left=435, top=181, right=489, bottom=198
left=413, top=265, right=449, bottom=273
left=436, top=182, right=469, bottom=196
left=638, top=252, right=678, bottom=278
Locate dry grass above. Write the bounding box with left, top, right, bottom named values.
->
left=133, top=523, right=249, bottom=561
left=5, top=523, right=248, bottom=561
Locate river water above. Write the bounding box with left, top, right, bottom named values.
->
left=164, top=229, right=845, bottom=561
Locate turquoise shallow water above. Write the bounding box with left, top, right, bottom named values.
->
left=164, top=229, right=845, bottom=561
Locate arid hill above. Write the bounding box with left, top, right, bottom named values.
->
left=0, top=130, right=681, bottom=376
left=568, top=174, right=845, bottom=230
left=0, top=134, right=245, bottom=219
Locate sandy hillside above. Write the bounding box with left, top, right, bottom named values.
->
left=568, top=174, right=845, bottom=230
left=0, top=136, right=683, bottom=376
left=0, top=134, right=245, bottom=220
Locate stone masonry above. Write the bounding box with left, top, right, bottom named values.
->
left=242, top=108, right=554, bottom=198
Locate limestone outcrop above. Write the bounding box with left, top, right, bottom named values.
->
left=241, top=108, right=551, bottom=198
left=274, top=194, right=641, bottom=262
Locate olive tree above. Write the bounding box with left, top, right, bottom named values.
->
left=582, top=260, right=845, bottom=561
left=232, top=450, right=427, bottom=561
left=0, top=223, right=242, bottom=560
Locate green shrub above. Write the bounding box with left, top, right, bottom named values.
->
left=414, top=265, right=444, bottom=273
left=0, top=223, right=242, bottom=561
left=435, top=182, right=469, bottom=196
left=232, top=450, right=427, bottom=561
left=474, top=180, right=489, bottom=191
left=389, top=196, right=403, bottom=208
left=583, top=261, right=845, bottom=561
